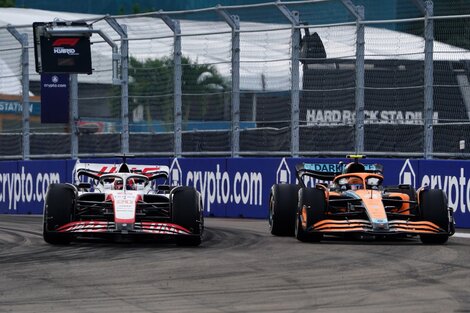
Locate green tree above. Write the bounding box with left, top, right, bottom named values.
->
left=111, top=56, right=228, bottom=131
left=0, top=0, right=15, bottom=7
left=179, top=56, right=229, bottom=122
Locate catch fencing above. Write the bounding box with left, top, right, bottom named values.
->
left=1, top=0, right=470, bottom=159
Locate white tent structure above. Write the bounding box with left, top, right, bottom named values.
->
left=1, top=7, right=470, bottom=95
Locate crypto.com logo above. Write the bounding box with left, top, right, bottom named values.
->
left=276, top=158, right=291, bottom=184
left=169, top=158, right=182, bottom=186
left=399, top=159, right=416, bottom=187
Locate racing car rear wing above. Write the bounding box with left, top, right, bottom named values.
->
left=295, top=162, right=383, bottom=182
left=295, top=163, right=342, bottom=181
left=73, top=161, right=170, bottom=182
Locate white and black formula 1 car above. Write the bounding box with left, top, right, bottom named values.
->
left=43, top=159, right=204, bottom=246
left=269, top=155, right=455, bottom=244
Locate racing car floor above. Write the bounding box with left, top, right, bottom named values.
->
left=0, top=215, right=470, bottom=313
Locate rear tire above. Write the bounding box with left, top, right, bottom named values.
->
left=419, top=189, right=450, bottom=244
left=43, top=184, right=75, bottom=245
left=269, top=184, right=299, bottom=236
left=295, top=188, right=325, bottom=242
left=171, top=187, right=203, bottom=246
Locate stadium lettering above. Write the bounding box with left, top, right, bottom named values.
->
left=0, top=102, right=34, bottom=113
left=306, top=109, right=439, bottom=126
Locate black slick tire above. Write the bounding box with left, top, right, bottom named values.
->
left=171, top=187, right=203, bottom=246
left=419, top=189, right=450, bottom=244
left=269, top=184, right=299, bottom=236
left=43, top=184, right=75, bottom=245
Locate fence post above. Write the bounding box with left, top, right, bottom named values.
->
left=277, top=5, right=300, bottom=157
left=217, top=8, right=240, bottom=157
left=161, top=15, right=182, bottom=157
left=106, top=18, right=129, bottom=154
left=121, top=25, right=129, bottom=154
left=70, top=74, right=78, bottom=159
left=340, top=1, right=365, bottom=154
left=355, top=6, right=365, bottom=154
left=7, top=26, right=30, bottom=160
left=424, top=1, right=434, bottom=159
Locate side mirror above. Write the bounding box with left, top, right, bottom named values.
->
left=157, top=185, right=171, bottom=191
left=78, top=182, right=91, bottom=190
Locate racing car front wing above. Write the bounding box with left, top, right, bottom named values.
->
left=310, top=219, right=450, bottom=235
left=55, top=221, right=193, bottom=235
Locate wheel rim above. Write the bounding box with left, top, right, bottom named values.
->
left=295, top=213, right=300, bottom=237
left=269, top=197, right=274, bottom=230
left=294, top=214, right=299, bottom=237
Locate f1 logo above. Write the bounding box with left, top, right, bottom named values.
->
left=52, top=38, right=80, bottom=46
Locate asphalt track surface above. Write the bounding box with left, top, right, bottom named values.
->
left=1, top=216, right=470, bottom=313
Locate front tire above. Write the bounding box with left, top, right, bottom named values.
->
left=171, top=187, right=203, bottom=246
left=43, top=184, right=75, bottom=245
left=269, top=184, right=299, bottom=236
left=419, top=189, right=450, bottom=244
left=295, top=188, right=326, bottom=242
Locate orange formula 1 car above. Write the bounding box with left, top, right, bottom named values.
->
left=269, top=155, right=455, bottom=244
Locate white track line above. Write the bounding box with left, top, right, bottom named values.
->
left=454, top=232, right=470, bottom=238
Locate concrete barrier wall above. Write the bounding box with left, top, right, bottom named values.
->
left=1, top=157, right=469, bottom=228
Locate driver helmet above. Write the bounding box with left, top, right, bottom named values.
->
left=126, top=178, right=136, bottom=190
left=113, top=178, right=123, bottom=190
left=348, top=177, right=363, bottom=190
left=343, top=162, right=365, bottom=174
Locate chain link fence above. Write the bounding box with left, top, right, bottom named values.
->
left=1, top=0, right=470, bottom=159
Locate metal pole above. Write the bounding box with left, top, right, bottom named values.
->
left=217, top=8, right=240, bottom=157
left=121, top=24, right=129, bottom=154
left=106, top=18, right=129, bottom=154
left=161, top=15, right=182, bottom=157
left=277, top=5, right=300, bottom=157
left=291, top=18, right=300, bottom=157
left=340, top=1, right=365, bottom=153
left=424, top=1, right=434, bottom=159
left=231, top=17, right=240, bottom=157
left=173, top=21, right=182, bottom=157
left=355, top=6, right=365, bottom=153
left=7, top=26, right=30, bottom=160
left=70, top=74, right=78, bottom=159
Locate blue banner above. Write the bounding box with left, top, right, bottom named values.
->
left=1, top=157, right=469, bottom=228
left=0, top=99, right=41, bottom=116
left=40, top=73, right=69, bottom=123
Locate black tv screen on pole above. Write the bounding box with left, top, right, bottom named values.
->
left=33, top=22, right=92, bottom=74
